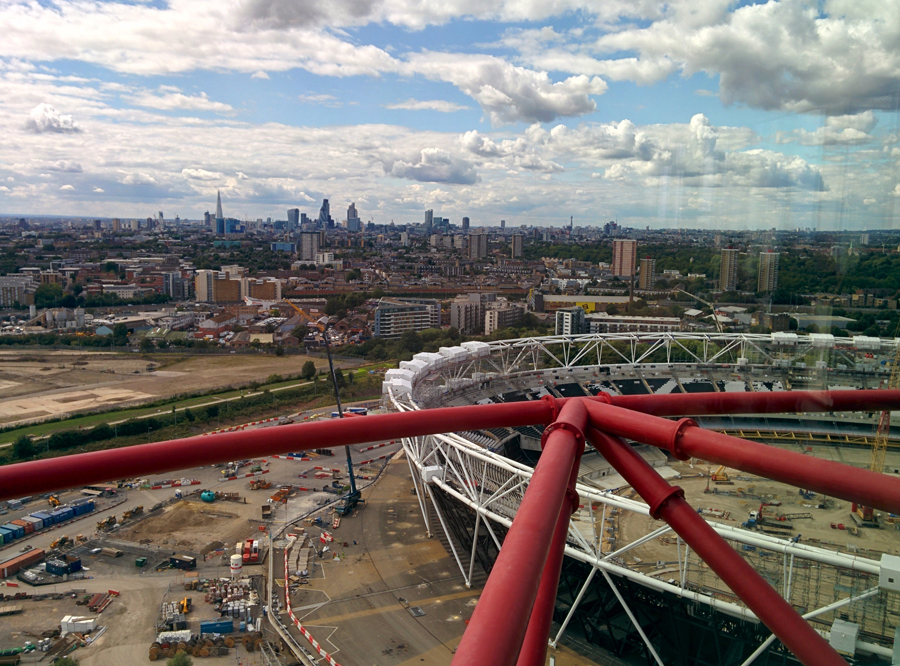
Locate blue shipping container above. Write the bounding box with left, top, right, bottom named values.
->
left=46, top=559, right=69, bottom=576
left=1, top=523, right=24, bottom=539
left=0, top=527, right=13, bottom=544
left=58, top=507, right=74, bottom=520
left=200, top=619, right=234, bottom=635
left=31, top=511, right=52, bottom=524
left=69, top=559, right=82, bottom=573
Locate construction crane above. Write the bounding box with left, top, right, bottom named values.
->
left=275, top=300, right=361, bottom=512
left=858, top=339, right=900, bottom=522
left=675, top=288, right=723, bottom=334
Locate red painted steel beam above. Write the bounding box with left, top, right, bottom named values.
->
left=587, top=428, right=848, bottom=666
left=605, top=388, right=900, bottom=417
left=583, top=399, right=900, bottom=515
left=452, top=399, right=588, bottom=666
left=0, top=400, right=557, bottom=503
left=517, top=413, right=584, bottom=666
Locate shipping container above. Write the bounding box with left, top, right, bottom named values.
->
left=31, top=511, right=52, bottom=525
left=100, top=548, right=123, bottom=558
left=21, top=516, right=43, bottom=531
left=200, top=618, right=234, bottom=635
left=46, top=559, right=69, bottom=576
left=0, top=548, right=45, bottom=578
left=0, top=527, right=13, bottom=544
left=1, top=523, right=24, bottom=539
left=11, top=519, right=33, bottom=535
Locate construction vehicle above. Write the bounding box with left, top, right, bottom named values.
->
left=749, top=504, right=794, bottom=530
left=121, top=505, right=143, bottom=521
left=48, top=495, right=60, bottom=507
left=97, top=515, right=117, bottom=531
left=710, top=465, right=733, bottom=485
left=50, top=535, right=72, bottom=549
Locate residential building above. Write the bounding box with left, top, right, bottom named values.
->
left=720, top=248, right=739, bottom=291
left=758, top=312, right=790, bottom=332
left=485, top=304, right=524, bottom=335
left=638, top=257, right=655, bottom=289
left=246, top=278, right=282, bottom=302
left=373, top=298, right=441, bottom=339
left=194, top=269, right=216, bottom=303
left=555, top=307, right=586, bottom=335
left=0, top=274, right=36, bottom=306
left=271, top=242, right=297, bottom=253
left=612, top=239, right=637, bottom=277
left=586, top=312, right=680, bottom=334
left=468, top=232, right=488, bottom=260
left=299, top=232, right=320, bottom=262
left=758, top=251, right=779, bottom=292
left=511, top=234, right=524, bottom=258
left=400, top=232, right=409, bottom=246
left=450, top=293, right=496, bottom=334
left=462, top=217, right=469, bottom=232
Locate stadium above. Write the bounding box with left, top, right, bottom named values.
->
left=382, top=331, right=900, bottom=665
left=2, top=330, right=900, bottom=666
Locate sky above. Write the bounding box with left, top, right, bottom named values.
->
left=0, top=0, right=899, bottom=230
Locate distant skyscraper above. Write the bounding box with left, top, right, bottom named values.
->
left=720, top=248, right=740, bottom=291
left=215, top=191, right=225, bottom=234
left=424, top=209, right=433, bottom=234
left=462, top=217, right=470, bottom=232
left=639, top=257, right=656, bottom=289
left=287, top=208, right=300, bottom=229
left=203, top=211, right=211, bottom=227
left=112, top=218, right=121, bottom=233
left=318, top=199, right=333, bottom=228
left=346, top=202, right=361, bottom=232
left=511, top=234, right=523, bottom=258
left=468, top=232, right=488, bottom=260
left=757, top=251, right=780, bottom=293
left=612, top=239, right=637, bottom=277
left=500, top=219, right=506, bottom=229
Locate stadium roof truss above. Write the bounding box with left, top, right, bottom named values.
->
left=2, top=333, right=900, bottom=666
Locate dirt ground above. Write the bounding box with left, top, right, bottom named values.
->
left=116, top=499, right=261, bottom=556
left=0, top=350, right=341, bottom=425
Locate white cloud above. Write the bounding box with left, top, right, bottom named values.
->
left=251, top=70, right=270, bottom=79
left=24, top=103, right=82, bottom=133
left=408, top=52, right=607, bottom=125
left=59, top=184, right=74, bottom=190
left=133, top=90, right=233, bottom=113
left=385, top=98, right=468, bottom=112
left=298, top=93, right=342, bottom=107
left=182, top=168, right=223, bottom=180
left=45, top=160, right=83, bottom=173
left=118, top=171, right=158, bottom=186
left=93, top=187, right=104, bottom=193
left=384, top=148, right=478, bottom=184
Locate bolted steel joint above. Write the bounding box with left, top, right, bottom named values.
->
left=540, top=393, right=561, bottom=423
left=540, top=420, right=586, bottom=451
left=669, top=418, right=697, bottom=461
left=647, top=485, right=685, bottom=520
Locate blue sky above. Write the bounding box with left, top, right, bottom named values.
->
left=1, top=0, right=898, bottom=230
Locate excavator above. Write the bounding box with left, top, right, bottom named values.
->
left=121, top=506, right=143, bottom=521
left=48, top=495, right=60, bottom=507
left=50, top=535, right=72, bottom=549
left=97, top=515, right=117, bottom=531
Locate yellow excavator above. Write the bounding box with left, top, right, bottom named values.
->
left=50, top=535, right=71, bottom=549
left=121, top=506, right=143, bottom=521
left=97, top=515, right=117, bottom=530
left=48, top=495, right=60, bottom=507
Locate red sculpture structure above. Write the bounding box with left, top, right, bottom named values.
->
left=2, top=389, right=899, bottom=666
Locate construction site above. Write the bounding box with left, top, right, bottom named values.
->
left=2, top=331, right=900, bottom=665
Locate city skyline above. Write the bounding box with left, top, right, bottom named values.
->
left=0, top=2, right=898, bottom=230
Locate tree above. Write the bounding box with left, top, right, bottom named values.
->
left=13, top=434, right=34, bottom=459
left=53, top=658, right=80, bottom=666
left=301, top=360, right=317, bottom=381
left=140, top=337, right=155, bottom=352
left=34, top=283, right=64, bottom=308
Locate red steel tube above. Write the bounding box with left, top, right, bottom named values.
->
left=516, top=501, right=571, bottom=666
left=606, top=389, right=900, bottom=417
left=587, top=428, right=848, bottom=666
left=452, top=399, right=588, bottom=666
left=583, top=399, right=900, bottom=515
left=0, top=400, right=557, bottom=502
